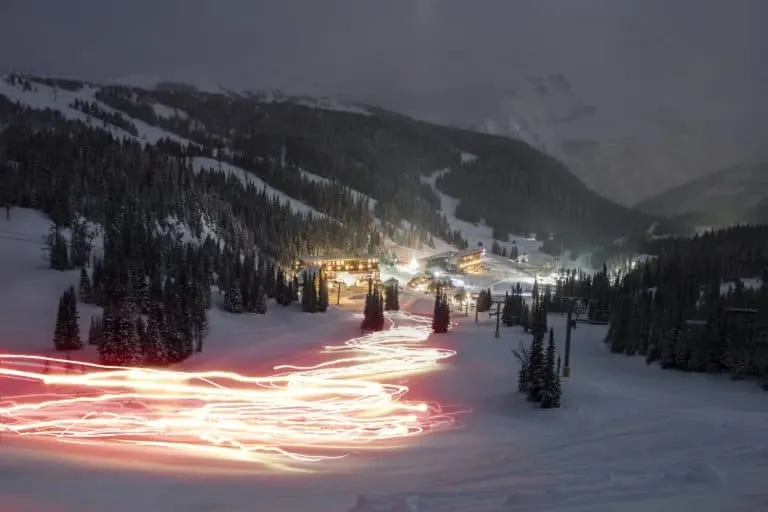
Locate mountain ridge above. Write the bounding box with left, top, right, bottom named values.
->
left=0, top=71, right=651, bottom=257
left=464, top=73, right=766, bottom=206
left=635, top=160, right=768, bottom=232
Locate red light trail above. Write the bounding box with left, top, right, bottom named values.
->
left=0, top=311, right=466, bottom=470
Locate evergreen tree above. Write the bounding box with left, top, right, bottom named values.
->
left=53, top=287, right=82, bottom=351
left=440, top=291, right=451, bottom=332
left=550, top=357, right=563, bottom=408
left=255, top=289, right=268, bottom=314
left=48, top=229, right=70, bottom=271
left=79, top=266, right=93, bottom=303
left=317, top=272, right=329, bottom=312
left=384, top=281, right=400, bottom=311
left=432, top=286, right=443, bottom=333
left=374, top=288, right=385, bottom=330
left=98, top=303, right=141, bottom=366
left=144, top=308, right=169, bottom=366
left=512, top=342, right=530, bottom=393
left=432, top=288, right=450, bottom=334
left=131, top=268, right=148, bottom=313
left=225, top=278, right=243, bottom=313
left=526, top=312, right=546, bottom=402
left=521, top=302, right=531, bottom=333
left=88, top=315, right=102, bottom=345
left=52, top=292, right=68, bottom=351
left=301, top=270, right=317, bottom=313
left=361, top=279, right=384, bottom=332
left=541, top=327, right=562, bottom=408
left=65, top=286, right=80, bottom=349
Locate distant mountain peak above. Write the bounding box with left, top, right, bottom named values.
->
left=467, top=72, right=597, bottom=159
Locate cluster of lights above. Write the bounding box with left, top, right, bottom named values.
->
left=458, top=252, right=483, bottom=273
left=0, top=312, right=466, bottom=471
left=318, top=258, right=378, bottom=272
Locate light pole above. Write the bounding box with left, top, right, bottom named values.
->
left=335, top=280, right=343, bottom=305
left=493, top=300, right=502, bottom=338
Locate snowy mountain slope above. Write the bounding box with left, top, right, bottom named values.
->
left=0, top=74, right=323, bottom=220
left=420, top=168, right=549, bottom=265
left=1, top=71, right=652, bottom=258
left=636, top=160, right=768, bottom=217
left=466, top=74, right=765, bottom=206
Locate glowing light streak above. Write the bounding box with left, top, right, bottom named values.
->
left=0, top=311, right=467, bottom=470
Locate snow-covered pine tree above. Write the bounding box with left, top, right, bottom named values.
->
left=118, top=310, right=142, bottom=366
left=136, top=316, right=149, bottom=361
left=98, top=307, right=121, bottom=365
left=47, top=228, right=70, bottom=271
left=98, top=303, right=141, bottom=366
left=52, top=293, right=67, bottom=351
left=144, top=311, right=169, bottom=366
left=541, top=327, right=560, bottom=408
left=88, top=315, right=102, bottom=345
left=550, top=357, right=563, bottom=408
left=502, top=291, right=513, bottom=325
left=255, top=286, right=268, bottom=314
left=384, top=282, right=400, bottom=311
left=526, top=314, right=546, bottom=402
left=432, top=287, right=442, bottom=333
left=65, top=286, right=81, bottom=350
left=53, top=287, right=81, bottom=351
left=317, top=272, right=329, bottom=312
left=512, top=342, right=530, bottom=393
left=438, top=292, right=451, bottom=333
left=375, top=289, right=385, bottom=330
left=384, top=282, right=395, bottom=311
left=309, top=272, right=318, bottom=312
left=79, top=266, right=93, bottom=303
left=69, top=219, right=92, bottom=267
left=226, top=278, right=243, bottom=313
left=301, top=270, right=317, bottom=313
left=521, top=303, right=530, bottom=333
left=191, top=281, right=208, bottom=351
left=130, top=268, right=148, bottom=314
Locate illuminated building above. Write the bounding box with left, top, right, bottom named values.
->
left=457, top=248, right=484, bottom=274
left=424, top=248, right=485, bottom=274
left=296, top=255, right=380, bottom=286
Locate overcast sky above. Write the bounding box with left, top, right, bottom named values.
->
left=1, top=0, right=765, bottom=123
left=0, top=0, right=766, bottom=203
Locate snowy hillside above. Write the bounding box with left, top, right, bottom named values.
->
left=635, top=160, right=768, bottom=219
left=466, top=74, right=765, bottom=206
left=3, top=72, right=631, bottom=262
left=2, top=249, right=767, bottom=512
left=468, top=73, right=597, bottom=156
left=3, top=133, right=768, bottom=510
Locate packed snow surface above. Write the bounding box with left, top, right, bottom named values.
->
left=1, top=209, right=767, bottom=511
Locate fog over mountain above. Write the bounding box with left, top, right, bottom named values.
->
left=1, top=0, right=766, bottom=204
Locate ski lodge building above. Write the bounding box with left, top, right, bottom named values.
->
left=423, top=247, right=485, bottom=274
left=296, top=255, right=380, bottom=286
